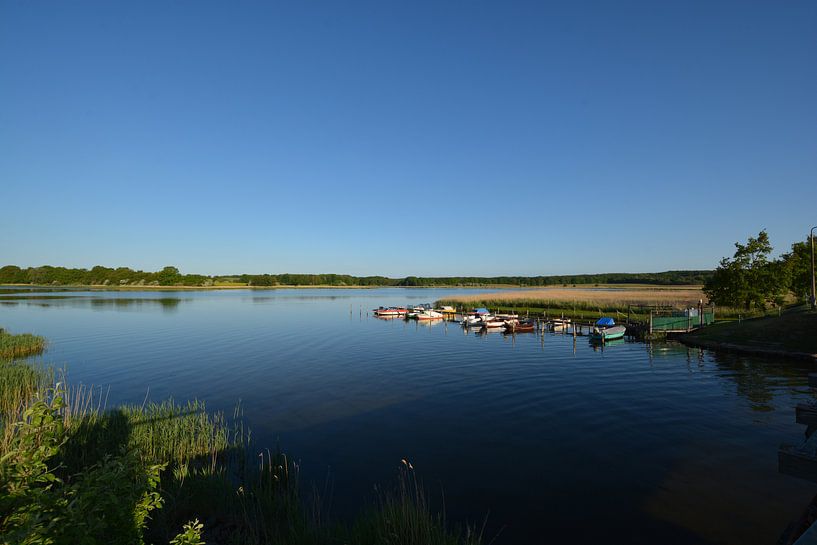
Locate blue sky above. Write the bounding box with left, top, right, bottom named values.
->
left=1, top=1, right=815, bottom=277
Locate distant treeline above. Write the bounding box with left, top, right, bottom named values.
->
left=0, top=265, right=712, bottom=287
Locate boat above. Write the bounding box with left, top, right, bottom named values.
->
left=437, top=305, right=457, bottom=317
left=416, top=309, right=444, bottom=320
left=550, top=318, right=572, bottom=330
left=462, top=308, right=492, bottom=327
left=481, top=318, right=507, bottom=329
left=406, top=303, right=432, bottom=319
left=504, top=320, right=535, bottom=333
left=373, top=306, right=408, bottom=317
left=590, top=317, right=626, bottom=341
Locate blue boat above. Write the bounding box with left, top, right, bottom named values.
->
left=590, top=317, right=626, bottom=341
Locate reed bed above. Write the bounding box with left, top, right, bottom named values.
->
left=442, top=287, right=705, bottom=308
left=0, top=328, right=47, bottom=359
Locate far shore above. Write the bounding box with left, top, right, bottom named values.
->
left=1, top=283, right=704, bottom=292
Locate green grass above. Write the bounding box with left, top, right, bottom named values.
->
left=685, top=307, right=817, bottom=354
left=0, top=328, right=46, bottom=359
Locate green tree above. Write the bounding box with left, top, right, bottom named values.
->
left=704, top=230, right=787, bottom=309
left=780, top=239, right=812, bottom=300
left=157, top=266, right=182, bottom=286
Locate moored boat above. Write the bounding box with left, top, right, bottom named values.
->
left=590, top=317, right=626, bottom=341
left=463, top=308, right=492, bottom=327
left=416, top=309, right=444, bottom=320
left=504, top=320, right=535, bottom=333
left=374, top=306, right=408, bottom=317
left=550, top=318, right=572, bottom=330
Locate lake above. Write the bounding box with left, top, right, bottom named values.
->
left=1, top=286, right=814, bottom=544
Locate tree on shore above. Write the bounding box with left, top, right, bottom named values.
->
left=780, top=239, right=812, bottom=300
left=704, top=230, right=788, bottom=310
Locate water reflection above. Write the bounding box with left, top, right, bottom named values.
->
left=0, top=295, right=186, bottom=313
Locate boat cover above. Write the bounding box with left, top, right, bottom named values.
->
left=596, top=317, right=615, bottom=327
left=474, top=308, right=489, bottom=314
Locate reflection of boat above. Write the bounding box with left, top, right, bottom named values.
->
left=590, top=337, right=625, bottom=351
left=504, top=320, right=535, bottom=333
left=374, top=306, right=407, bottom=317
left=590, top=317, right=626, bottom=341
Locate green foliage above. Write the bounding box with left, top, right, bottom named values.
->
left=703, top=230, right=788, bottom=310
left=0, top=388, right=168, bottom=545
left=780, top=239, right=812, bottom=300
left=170, top=520, right=205, bottom=545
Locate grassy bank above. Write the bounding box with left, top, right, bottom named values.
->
left=0, top=330, right=483, bottom=545
left=0, top=328, right=46, bottom=359
left=680, top=307, right=817, bottom=358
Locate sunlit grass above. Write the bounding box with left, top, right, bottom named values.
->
left=0, top=329, right=46, bottom=359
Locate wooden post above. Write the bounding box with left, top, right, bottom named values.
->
left=649, top=310, right=653, bottom=335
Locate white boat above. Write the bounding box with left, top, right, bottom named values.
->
left=463, top=313, right=491, bottom=327
left=481, top=318, right=507, bottom=328
left=416, top=310, right=444, bottom=320
left=462, top=307, right=492, bottom=327
left=407, top=303, right=432, bottom=319
left=550, top=318, right=572, bottom=330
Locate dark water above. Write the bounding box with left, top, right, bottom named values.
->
left=1, top=287, right=814, bottom=544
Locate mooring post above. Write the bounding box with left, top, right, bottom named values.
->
left=649, top=310, right=653, bottom=335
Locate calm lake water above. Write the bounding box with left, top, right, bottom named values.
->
left=1, top=287, right=814, bottom=544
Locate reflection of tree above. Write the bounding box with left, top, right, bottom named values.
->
left=646, top=341, right=811, bottom=412
left=708, top=350, right=812, bottom=412
left=81, top=298, right=185, bottom=313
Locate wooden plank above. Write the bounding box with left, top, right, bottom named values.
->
left=798, top=403, right=817, bottom=426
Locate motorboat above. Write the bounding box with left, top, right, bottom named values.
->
left=373, top=306, right=407, bottom=317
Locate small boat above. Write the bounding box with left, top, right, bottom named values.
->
left=504, top=320, right=535, bottom=333
left=550, top=318, right=571, bottom=330
left=416, top=309, right=444, bottom=320
left=481, top=318, right=507, bottom=329
left=373, top=306, right=408, bottom=317
left=463, top=308, right=492, bottom=327
left=590, top=317, right=626, bottom=341
left=437, top=305, right=457, bottom=316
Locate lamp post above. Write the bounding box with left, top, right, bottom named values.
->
left=811, top=226, right=817, bottom=310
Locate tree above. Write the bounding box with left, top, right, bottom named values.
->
left=703, top=230, right=787, bottom=309
left=780, top=239, right=812, bottom=301
left=156, top=266, right=182, bottom=286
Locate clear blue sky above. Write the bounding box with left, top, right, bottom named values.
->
left=1, top=1, right=815, bottom=277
